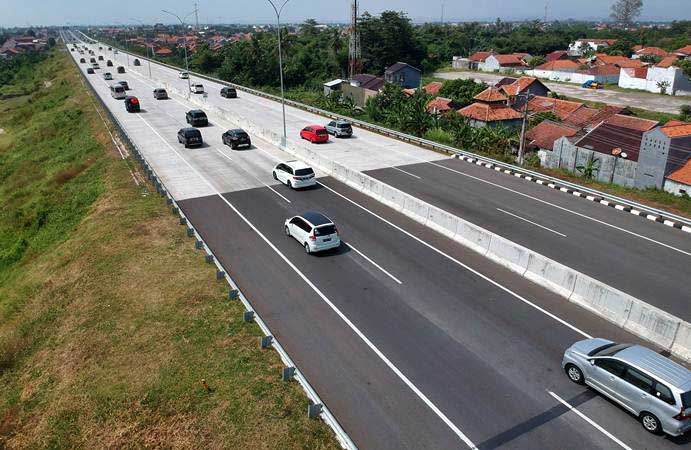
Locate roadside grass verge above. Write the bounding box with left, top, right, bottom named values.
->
left=0, top=47, right=338, bottom=449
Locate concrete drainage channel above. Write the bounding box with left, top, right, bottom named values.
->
left=159, top=79, right=691, bottom=364
left=84, top=31, right=691, bottom=233
left=66, top=46, right=357, bottom=450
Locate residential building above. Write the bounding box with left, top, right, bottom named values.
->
left=426, top=97, right=456, bottom=115
left=633, top=47, right=669, bottom=59
left=635, top=121, right=691, bottom=189
left=457, top=87, right=523, bottom=128
left=481, top=54, right=529, bottom=73
left=673, top=45, right=691, bottom=60
left=544, top=50, right=569, bottom=62
left=567, top=38, right=618, bottom=56
left=664, top=158, right=691, bottom=197
left=422, top=81, right=443, bottom=95
left=528, top=96, right=585, bottom=121
left=535, top=59, right=581, bottom=72
left=384, top=62, right=421, bottom=89
left=527, top=120, right=581, bottom=157
left=323, top=79, right=345, bottom=97
left=468, top=51, right=494, bottom=70
left=341, top=74, right=385, bottom=107
left=499, top=76, right=550, bottom=105
left=619, top=65, right=691, bottom=95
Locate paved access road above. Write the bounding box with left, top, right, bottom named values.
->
left=433, top=70, right=690, bottom=115
left=66, top=33, right=690, bottom=449
left=98, top=39, right=691, bottom=321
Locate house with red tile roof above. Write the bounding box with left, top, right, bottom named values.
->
left=656, top=55, right=679, bottom=68
left=480, top=54, right=530, bottom=73
left=633, top=47, right=669, bottom=59
left=154, top=47, right=172, bottom=56
left=568, top=38, right=618, bottom=56
left=422, top=81, right=443, bottom=95
left=426, top=97, right=456, bottom=115
left=527, top=96, right=584, bottom=120
left=499, top=76, right=550, bottom=105
left=619, top=64, right=691, bottom=95
left=544, top=50, right=569, bottom=62
left=637, top=120, right=691, bottom=189
left=457, top=86, right=522, bottom=128
left=526, top=120, right=581, bottom=152
left=664, top=158, right=691, bottom=197
left=535, top=59, right=581, bottom=72
left=673, top=45, right=691, bottom=59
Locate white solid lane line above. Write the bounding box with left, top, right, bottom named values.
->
left=214, top=147, right=291, bottom=204
left=392, top=166, right=422, bottom=179
left=496, top=208, right=567, bottom=238
left=125, top=107, right=477, bottom=448
left=317, top=180, right=593, bottom=340
left=346, top=242, right=403, bottom=285
left=548, top=391, right=633, bottom=450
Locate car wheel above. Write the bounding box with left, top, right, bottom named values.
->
left=184, top=143, right=189, bottom=149
left=272, top=171, right=278, bottom=180
left=287, top=180, right=292, bottom=189
left=231, top=143, right=237, bottom=150
left=565, top=364, right=585, bottom=385
left=640, top=412, right=662, bottom=434
left=285, top=226, right=291, bottom=237
left=304, top=243, right=310, bottom=254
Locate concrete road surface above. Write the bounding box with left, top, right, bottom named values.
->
left=433, top=70, right=690, bottom=115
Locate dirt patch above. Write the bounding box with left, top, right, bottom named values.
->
left=0, top=128, right=5, bottom=135
left=43, top=80, right=53, bottom=88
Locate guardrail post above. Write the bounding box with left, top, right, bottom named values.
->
left=243, top=311, right=254, bottom=323
left=228, top=289, right=239, bottom=300
left=172, top=206, right=179, bottom=215
left=282, top=366, right=296, bottom=381
left=205, top=254, right=214, bottom=264
left=216, top=270, right=225, bottom=280
left=260, top=335, right=273, bottom=349
left=308, top=403, right=323, bottom=419
left=186, top=227, right=194, bottom=237
left=179, top=217, right=187, bottom=225
left=195, top=239, right=203, bottom=249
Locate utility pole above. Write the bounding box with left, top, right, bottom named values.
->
left=517, top=92, right=534, bottom=165
left=543, top=0, right=549, bottom=24
left=194, top=3, right=200, bottom=31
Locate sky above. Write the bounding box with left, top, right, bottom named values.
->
left=1, top=0, right=690, bottom=28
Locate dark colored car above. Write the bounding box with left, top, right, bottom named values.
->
left=116, top=66, right=125, bottom=74
left=133, top=59, right=141, bottom=66
left=300, top=125, right=329, bottom=143
left=98, top=55, right=104, bottom=61
left=86, top=68, right=95, bottom=74
left=118, top=81, right=130, bottom=90
left=70, top=47, right=75, bottom=52
left=79, top=57, right=86, bottom=63
left=186, top=110, right=208, bottom=127
left=107, top=46, right=112, bottom=50
left=106, top=60, right=113, bottom=67
left=124, top=96, right=140, bottom=113
left=220, top=86, right=237, bottom=98
left=98, top=46, right=102, bottom=50
left=153, top=88, right=168, bottom=100
left=177, top=128, right=203, bottom=148
left=89, top=57, right=96, bottom=63
left=222, top=129, right=251, bottom=149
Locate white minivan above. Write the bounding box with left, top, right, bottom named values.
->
left=110, top=83, right=126, bottom=99
left=285, top=212, right=340, bottom=254
left=190, top=83, right=204, bottom=94
left=272, top=160, right=316, bottom=189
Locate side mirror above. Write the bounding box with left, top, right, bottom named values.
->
left=588, top=359, right=595, bottom=366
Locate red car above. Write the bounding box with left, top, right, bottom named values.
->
left=300, top=125, right=329, bottom=143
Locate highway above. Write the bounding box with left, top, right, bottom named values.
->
left=81, top=35, right=691, bottom=321
left=66, top=33, right=690, bottom=449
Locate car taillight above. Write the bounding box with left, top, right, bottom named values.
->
left=673, top=410, right=691, bottom=421
left=131, top=98, right=139, bottom=104
left=309, top=235, right=316, bottom=241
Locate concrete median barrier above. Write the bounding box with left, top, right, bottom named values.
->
left=167, top=81, right=690, bottom=361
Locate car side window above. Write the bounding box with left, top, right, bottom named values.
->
left=622, top=367, right=654, bottom=394
left=286, top=166, right=294, bottom=175
left=306, top=127, right=312, bottom=133
left=328, top=121, right=335, bottom=127
left=653, top=382, right=675, bottom=405
left=593, top=358, right=626, bottom=377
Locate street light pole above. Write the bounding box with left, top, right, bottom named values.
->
left=266, top=0, right=290, bottom=146
left=517, top=92, right=534, bottom=165
left=162, top=9, right=195, bottom=92
left=130, top=18, right=152, bottom=78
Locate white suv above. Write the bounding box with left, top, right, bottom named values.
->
left=272, top=160, right=316, bottom=189
left=178, top=71, right=189, bottom=79
left=190, top=83, right=204, bottom=94
left=285, top=212, right=340, bottom=254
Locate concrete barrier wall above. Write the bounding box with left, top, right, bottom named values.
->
left=163, top=80, right=691, bottom=362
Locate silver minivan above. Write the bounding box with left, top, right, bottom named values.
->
left=110, top=84, right=126, bottom=99
left=563, top=338, right=691, bottom=436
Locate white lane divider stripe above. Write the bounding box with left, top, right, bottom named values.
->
left=347, top=242, right=403, bottom=285
left=130, top=112, right=477, bottom=449
left=548, top=391, right=633, bottom=450
left=392, top=166, right=422, bottom=179
left=214, top=147, right=291, bottom=204
left=496, top=208, right=567, bottom=238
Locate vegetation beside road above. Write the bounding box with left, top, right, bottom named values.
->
left=0, top=47, right=337, bottom=448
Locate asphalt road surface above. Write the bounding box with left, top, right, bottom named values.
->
left=65, top=33, right=691, bottom=450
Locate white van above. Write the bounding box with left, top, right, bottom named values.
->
left=110, top=84, right=126, bottom=99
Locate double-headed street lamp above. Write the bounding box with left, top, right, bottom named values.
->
left=266, top=0, right=290, bottom=147
left=130, top=18, right=153, bottom=78
left=162, top=9, right=195, bottom=92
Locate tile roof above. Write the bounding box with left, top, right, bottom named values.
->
left=604, top=114, right=658, bottom=132
left=423, top=81, right=443, bottom=95
left=500, top=77, right=546, bottom=97
left=563, top=107, right=600, bottom=127
left=526, top=120, right=581, bottom=150
left=632, top=45, right=643, bottom=52
left=402, top=88, right=417, bottom=97
left=469, top=51, right=493, bottom=62
left=594, top=55, right=645, bottom=68
left=622, top=67, right=649, bottom=79
left=675, top=45, right=691, bottom=56
left=352, top=74, right=385, bottom=91
left=426, top=97, right=455, bottom=114
left=666, top=158, right=691, bottom=185
left=528, top=96, right=584, bottom=120
left=584, top=64, right=621, bottom=76
left=491, top=54, right=528, bottom=67
left=576, top=38, right=618, bottom=45
left=536, top=59, right=581, bottom=71
left=656, top=55, right=678, bottom=68
left=495, top=77, right=518, bottom=87
left=545, top=50, right=568, bottom=62
left=576, top=123, right=644, bottom=161
left=586, top=105, right=629, bottom=127
left=660, top=122, right=691, bottom=138
left=474, top=86, right=508, bottom=103
left=457, top=103, right=523, bottom=122
left=635, top=47, right=669, bottom=57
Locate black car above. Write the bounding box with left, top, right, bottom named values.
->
left=220, top=86, right=237, bottom=98
left=222, top=129, right=251, bottom=149
left=186, top=110, right=208, bottom=127
left=153, top=88, right=168, bottom=100
left=86, top=68, right=95, bottom=74
left=107, top=46, right=112, bottom=50
left=89, top=57, right=96, bottom=63
left=124, top=96, right=140, bottom=113
left=98, top=46, right=102, bottom=50
left=118, top=81, right=130, bottom=90
left=106, top=60, right=113, bottom=67
left=133, top=59, right=141, bottom=66
left=98, top=55, right=104, bottom=61
left=79, top=57, right=86, bottom=63
left=177, top=128, right=203, bottom=148
left=116, top=66, right=125, bottom=74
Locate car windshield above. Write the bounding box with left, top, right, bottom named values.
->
left=316, top=129, right=327, bottom=135
left=187, top=130, right=201, bottom=138
left=682, top=391, right=691, bottom=409
left=314, top=225, right=336, bottom=236
left=192, top=111, right=206, bottom=118
left=337, top=123, right=351, bottom=129
left=294, top=168, right=314, bottom=176
left=234, top=132, right=248, bottom=138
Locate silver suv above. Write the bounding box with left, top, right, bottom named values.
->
left=563, top=338, right=691, bottom=436
left=325, top=120, right=353, bottom=138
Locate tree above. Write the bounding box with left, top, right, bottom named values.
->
left=47, top=37, right=56, bottom=48
left=359, top=11, right=425, bottom=74
left=529, top=56, right=545, bottom=69
left=656, top=80, right=671, bottom=95
left=438, top=78, right=487, bottom=108
left=674, top=60, right=691, bottom=78
left=680, top=105, right=691, bottom=122
left=576, top=156, right=601, bottom=180
left=610, top=0, right=643, bottom=26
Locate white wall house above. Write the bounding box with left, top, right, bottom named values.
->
left=567, top=38, right=617, bottom=56
left=525, top=69, right=595, bottom=84
left=619, top=66, right=691, bottom=95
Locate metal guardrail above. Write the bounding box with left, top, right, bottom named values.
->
left=65, top=32, right=356, bottom=450
left=79, top=29, right=691, bottom=229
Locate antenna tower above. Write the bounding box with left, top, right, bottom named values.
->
left=348, top=0, right=362, bottom=79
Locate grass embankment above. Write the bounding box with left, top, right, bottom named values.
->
left=0, top=48, right=337, bottom=448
